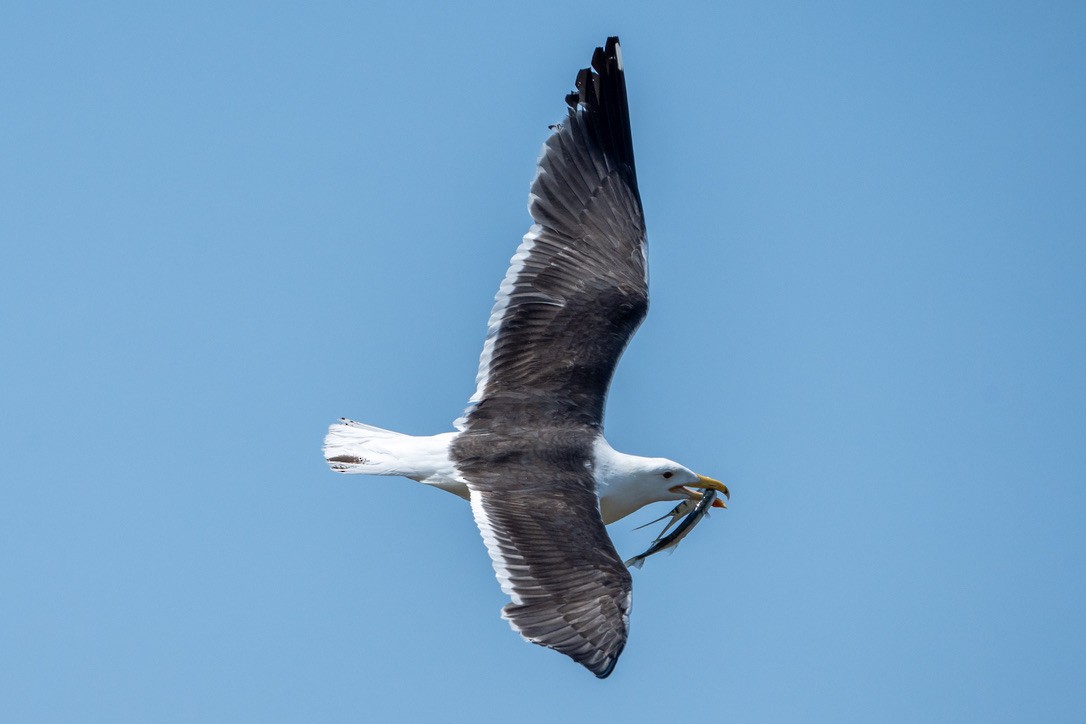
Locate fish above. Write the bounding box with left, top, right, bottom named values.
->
left=624, top=488, right=720, bottom=569
left=633, top=498, right=697, bottom=535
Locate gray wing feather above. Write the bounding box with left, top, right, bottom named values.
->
left=460, top=36, right=647, bottom=433
left=455, top=36, right=641, bottom=679
left=459, top=430, right=632, bottom=678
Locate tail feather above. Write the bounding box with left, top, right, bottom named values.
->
left=323, top=418, right=411, bottom=475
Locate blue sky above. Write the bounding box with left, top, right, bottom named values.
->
left=3, top=1, right=1085, bottom=721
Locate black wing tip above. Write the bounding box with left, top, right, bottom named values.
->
left=564, top=36, right=624, bottom=113
left=594, top=626, right=627, bottom=678
left=591, top=646, right=625, bottom=679
left=561, top=36, right=638, bottom=188
left=595, top=36, right=622, bottom=73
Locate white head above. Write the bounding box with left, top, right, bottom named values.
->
left=592, top=439, right=728, bottom=524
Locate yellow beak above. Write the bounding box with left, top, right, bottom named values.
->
left=669, top=475, right=730, bottom=508
left=690, top=474, right=730, bottom=501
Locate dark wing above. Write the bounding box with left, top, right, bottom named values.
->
left=454, top=35, right=643, bottom=679
left=456, top=37, right=647, bottom=433
left=455, top=430, right=632, bottom=678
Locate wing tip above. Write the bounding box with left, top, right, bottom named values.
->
left=501, top=596, right=631, bottom=679
left=564, top=36, right=624, bottom=113
left=560, top=35, right=638, bottom=190
left=590, top=632, right=626, bottom=678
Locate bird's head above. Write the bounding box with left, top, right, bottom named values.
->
left=647, top=459, right=730, bottom=507
left=595, top=445, right=729, bottom=523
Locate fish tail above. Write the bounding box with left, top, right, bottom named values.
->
left=633, top=515, right=668, bottom=531
left=624, top=556, right=646, bottom=570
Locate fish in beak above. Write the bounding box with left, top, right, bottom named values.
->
left=626, top=487, right=723, bottom=569
left=669, top=474, right=729, bottom=508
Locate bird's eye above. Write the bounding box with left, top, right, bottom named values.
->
left=662, top=471, right=674, bottom=479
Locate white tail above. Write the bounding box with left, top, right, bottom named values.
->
left=323, top=418, right=413, bottom=476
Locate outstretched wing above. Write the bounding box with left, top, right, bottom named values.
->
left=455, top=429, right=633, bottom=678
left=454, top=36, right=644, bottom=679
left=457, top=37, right=647, bottom=433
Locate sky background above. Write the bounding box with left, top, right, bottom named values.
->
left=3, top=2, right=1085, bottom=721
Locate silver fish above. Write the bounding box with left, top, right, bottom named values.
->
left=624, top=488, right=719, bottom=569
left=632, top=498, right=697, bottom=536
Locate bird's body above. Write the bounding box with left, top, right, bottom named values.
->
left=324, top=37, right=726, bottom=678
left=325, top=420, right=707, bottom=525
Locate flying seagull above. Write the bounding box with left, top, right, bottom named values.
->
left=323, top=36, right=728, bottom=678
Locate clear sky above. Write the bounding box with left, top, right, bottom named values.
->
left=3, top=2, right=1085, bottom=721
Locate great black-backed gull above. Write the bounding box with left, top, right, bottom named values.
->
left=323, top=36, right=728, bottom=678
